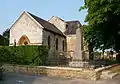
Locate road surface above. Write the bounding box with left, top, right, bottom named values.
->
left=0, top=72, right=120, bottom=84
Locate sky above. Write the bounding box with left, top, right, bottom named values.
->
left=0, top=0, right=87, bottom=34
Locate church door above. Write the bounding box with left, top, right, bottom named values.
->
left=18, top=35, right=30, bottom=45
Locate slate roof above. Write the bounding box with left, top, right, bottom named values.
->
left=27, top=12, right=65, bottom=36
left=64, top=21, right=82, bottom=35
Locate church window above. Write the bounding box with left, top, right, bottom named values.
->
left=48, top=36, right=51, bottom=49
left=62, top=40, right=65, bottom=51
left=56, top=38, right=58, bottom=50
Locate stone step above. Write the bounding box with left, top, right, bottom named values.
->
left=102, top=70, right=112, bottom=75
left=100, top=75, right=108, bottom=79
left=106, top=72, right=118, bottom=79
left=101, top=72, right=118, bottom=79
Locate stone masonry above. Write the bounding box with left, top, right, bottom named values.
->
left=9, top=11, right=89, bottom=66
left=10, top=12, right=43, bottom=46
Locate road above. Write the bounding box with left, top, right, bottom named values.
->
left=0, top=72, right=120, bottom=84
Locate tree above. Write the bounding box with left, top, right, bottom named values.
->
left=0, top=28, right=9, bottom=46
left=2, top=28, right=10, bottom=41
left=80, top=0, right=120, bottom=53
left=0, top=35, right=8, bottom=46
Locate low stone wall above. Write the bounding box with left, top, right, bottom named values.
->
left=2, top=64, right=119, bottom=80
left=2, top=64, right=96, bottom=80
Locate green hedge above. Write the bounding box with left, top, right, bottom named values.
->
left=0, top=35, right=9, bottom=46
left=0, top=46, right=48, bottom=66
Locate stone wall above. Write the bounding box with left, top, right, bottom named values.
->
left=10, top=12, right=43, bottom=46
left=66, top=35, right=76, bottom=57
left=48, top=16, right=66, bottom=33
left=2, top=64, right=97, bottom=80
left=3, top=64, right=119, bottom=80
left=43, top=30, right=67, bottom=53
left=42, top=30, right=67, bottom=65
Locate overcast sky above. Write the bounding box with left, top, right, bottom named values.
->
left=0, top=0, right=87, bottom=34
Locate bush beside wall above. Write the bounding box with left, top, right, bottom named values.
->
left=0, top=46, right=48, bottom=66
left=0, top=35, right=9, bottom=46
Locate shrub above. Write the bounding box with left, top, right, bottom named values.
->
left=0, top=35, right=9, bottom=46
left=0, top=46, right=48, bottom=66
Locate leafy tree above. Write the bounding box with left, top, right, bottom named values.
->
left=0, top=28, right=10, bottom=46
left=2, top=28, right=10, bottom=41
left=80, top=0, right=120, bottom=53
left=0, top=35, right=8, bottom=46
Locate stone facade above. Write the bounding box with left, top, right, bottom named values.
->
left=9, top=11, right=66, bottom=58
left=42, top=29, right=67, bottom=55
left=10, top=12, right=43, bottom=46
left=48, top=16, right=67, bottom=33
left=48, top=16, right=83, bottom=58
left=9, top=11, right=86, bottom=63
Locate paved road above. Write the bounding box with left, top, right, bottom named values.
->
left=0, top=72, right=120, bottom=84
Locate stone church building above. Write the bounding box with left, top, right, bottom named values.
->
left=9, top=11, right=82, bottom=57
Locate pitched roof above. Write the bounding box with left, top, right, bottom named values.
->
left=48, top=16, right=65, bottom=22
left=27, top=12, right=65, bottom=36
left=64, top=21, right=82, bottom=35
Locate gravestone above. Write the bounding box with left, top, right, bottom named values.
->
left=69, top=24, right=89, bottom=68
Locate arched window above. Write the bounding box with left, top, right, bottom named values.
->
left=18, top=35, right=30, bottom=45
left=48, top=36, right=51, bottom=49
left=56, top=38, right=58, bottom=50
left=62, top=40, right=65, bottom=51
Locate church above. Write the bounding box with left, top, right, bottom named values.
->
left=9, top=11, right=82, bottom=57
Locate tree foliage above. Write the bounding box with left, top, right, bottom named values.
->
left=2, top=28, right=9, bottom=41
left=0, top=35, right=9, bottom=46
left=80, top=0, right=120, bottom=52
left=0, top=28, right=10, bottom=46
